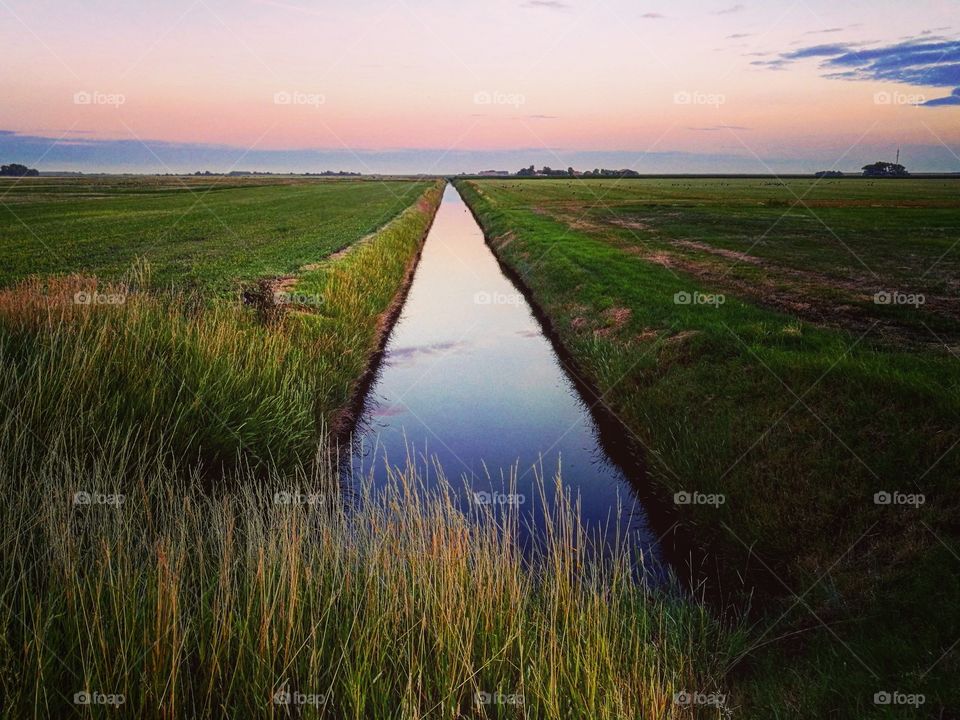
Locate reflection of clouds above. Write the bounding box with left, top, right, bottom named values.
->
left=372, top=402, right=407, bottom=418
left=515, top=328, right=540, bottom=338
left=386, top=340, right=470, bottom=366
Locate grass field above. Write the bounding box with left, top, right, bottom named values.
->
left=0, top=176, right=431, bottom=293
left=456, top=177, right=960, bottom=719
left=0, top=176, right=736, bottom=719
left=0, top=178, right=443, bottom=474
left=465, top=178, right=960, bottom=344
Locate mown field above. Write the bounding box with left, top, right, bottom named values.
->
left=0, top=177, right=733, bottom=718
left=457, top=177, right=960, bottom=719
left=0, top=176, right=431, bottom=293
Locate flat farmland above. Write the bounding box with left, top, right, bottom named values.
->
left=0, top=176, right=432, bottom=292
left=458, top=176, right=960, bottom=718
left=467, top=178, right=960, bottom=343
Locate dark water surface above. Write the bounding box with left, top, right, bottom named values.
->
left=347, top=183, right=665, bottom=576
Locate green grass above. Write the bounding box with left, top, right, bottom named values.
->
left=466, top=178, right=960, bottom=343
left=456, top=177, right=960, bottom=719
left=0, top=176, right=432, bottom=293
left=0, top=180, right=444, bottom=474
left=0, top=432, right=734, bottom=719
left=0, top=177, right=744, bottom=718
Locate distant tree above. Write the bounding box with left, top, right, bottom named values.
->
left=862, top=161, right=909, bottom=177
left=516, top=165, right=536, bottom=177
left=0, top=163, right=39, bottom=177
left=814, top=170, right=844, bottom=178
left=567, top=167, right=575, bottom=176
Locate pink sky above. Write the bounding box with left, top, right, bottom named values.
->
left=1, top=0, right=957, bottom=171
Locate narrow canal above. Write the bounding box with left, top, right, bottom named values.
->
left=347, top=183, right=665, bottom=577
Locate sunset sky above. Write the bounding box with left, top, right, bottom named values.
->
left=1, top=0, right=958, bottom=173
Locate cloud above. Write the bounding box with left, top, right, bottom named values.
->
left=714, top=4, right=744, bottom=14
left=783, top=43, right=854, bottom=59
left=727, top=33, right=752, bottom=39
left=687, top=125, right=752, bottom=131
left=756, top=38, right=960, bottom=107
left=640, top=12, right=664, bottom=19
left=527, top=114, right=558, bottom=119
left=522, top=0, right=570, bottom=9
left=252, top=0, right=326, bottom=18
left=922, top=88, right=960, bottom=106
left=750, top=58, right=789, bottom=70
left=2, top=129, right=957, bottom=174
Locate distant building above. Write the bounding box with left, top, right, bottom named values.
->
left=477, top=170, right=510, bottom=176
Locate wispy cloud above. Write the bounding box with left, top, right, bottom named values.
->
left=687, top=124, right=752, bottom=131
left=727, top=33, right=752, bottom=39
left=754, top=37, right=960, bottom=106
left=252, top=0, right=326, bottom=18
left=714, top=4, right=744, bottom=15
left=522, top=0, right=570, bottom=10
left=641, top=12, right=664, bottom=19
left=923, top=88, right=960, bottom=106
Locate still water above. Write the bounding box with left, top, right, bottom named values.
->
left=347, top=183, right=664, bottom=574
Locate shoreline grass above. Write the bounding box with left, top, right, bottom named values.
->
left=0, top=432, right=735, bottom=718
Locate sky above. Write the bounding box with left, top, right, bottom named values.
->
left=1, top=0, right=958, bottom=173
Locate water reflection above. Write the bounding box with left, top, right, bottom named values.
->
left=346, top=184, right=665, bottom=580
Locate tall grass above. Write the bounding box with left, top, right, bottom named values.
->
left=0, top=436, right=733, bottom=719
left=0, top=181, right=444, bottom=474
left=0, top=178, right=736, bottom=718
